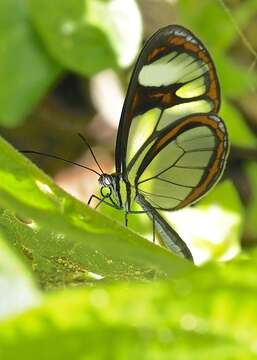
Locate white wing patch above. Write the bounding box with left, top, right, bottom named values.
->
left=138, top=51, right=209, bottom=87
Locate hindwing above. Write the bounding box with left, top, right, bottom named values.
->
left=135, top=113, right=228, bottom=210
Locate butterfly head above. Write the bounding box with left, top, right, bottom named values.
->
left=98, top=173, right=115, bottom=198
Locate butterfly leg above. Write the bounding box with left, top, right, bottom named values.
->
left=87, top=194, right=120, bottom=210
left=87, top=194, right=104, bottom=208
left=87, top=194, right=99, bottom=206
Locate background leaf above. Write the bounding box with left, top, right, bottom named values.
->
left=1, top=253, right=257, bottom=359
left=0, top=0, right=60, bottom=126
left=27, top=0, right=142, bottom=76
left=220, top=100, right=256, bottom=149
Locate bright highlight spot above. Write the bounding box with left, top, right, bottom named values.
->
left=60, top=20, right=76, bottom=35
left=164, top=205, right=241, bottom=264
left=35, top=180, right=53, bottom=195
left=180, top=313, right=198, bottom=331
left=86, top=0, right=142, bottom=67
left=87, top=272, right=104, bottom=281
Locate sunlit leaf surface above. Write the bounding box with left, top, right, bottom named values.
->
left=0, top=136, right=194, bottom=289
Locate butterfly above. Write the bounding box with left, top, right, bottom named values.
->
left=86, top=24, right=229, bottom=263
left=23, top=25, right=229, bottom=263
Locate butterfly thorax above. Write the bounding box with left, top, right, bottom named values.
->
left=98, top=173, right=136, bottom=211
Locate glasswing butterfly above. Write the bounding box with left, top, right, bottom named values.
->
left=91, top=24, right=229, bottom=262
left=24, top=25, right=229, bottom=263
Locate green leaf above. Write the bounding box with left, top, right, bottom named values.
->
left=0, top=0, right=60, bottom=127
left=85, top=0, right=142, bottom=68
left=178, top=0, right=257, bottom=52
left=215, top=55, right=257, bottom=99
left=1, top=253, right=257, bottom=359
left=27, top=0, right=142, bottom=76
left=178, top=0, right=237, bottom=51
left=0, top=136, right=194, bottom=288
left=220, top=99, right=257, bottom=149
left=234, top=0, right=257, bottom=27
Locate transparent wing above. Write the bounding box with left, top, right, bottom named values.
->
left=115, top=25, right=220, bottom=178
left=134, top=114, right=229, bottom=210
left=136, top=194, right=193, bottom=261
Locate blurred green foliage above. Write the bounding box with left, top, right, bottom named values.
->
left=0, top=0, right=60, bottom=126
left=178, top=0, right=257, bottom=149
left=0, top=0, right=142, bottom=126
left=1, top=252, right=257, bottom=359
left=0, top=0, right=257, bottom=358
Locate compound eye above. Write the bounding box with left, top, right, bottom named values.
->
left=101, top=186, right=112, bottom=198
left=104, top=176, right=112, bottom=186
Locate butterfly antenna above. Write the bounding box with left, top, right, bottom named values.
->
left=77, top=133, right=104, bottom=174
left=21, top=150, right=101, bottom=176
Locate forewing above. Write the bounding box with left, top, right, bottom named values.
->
left=135, top=114, right=229, bottom=210
left=115, top=25, right=220, bottom=177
